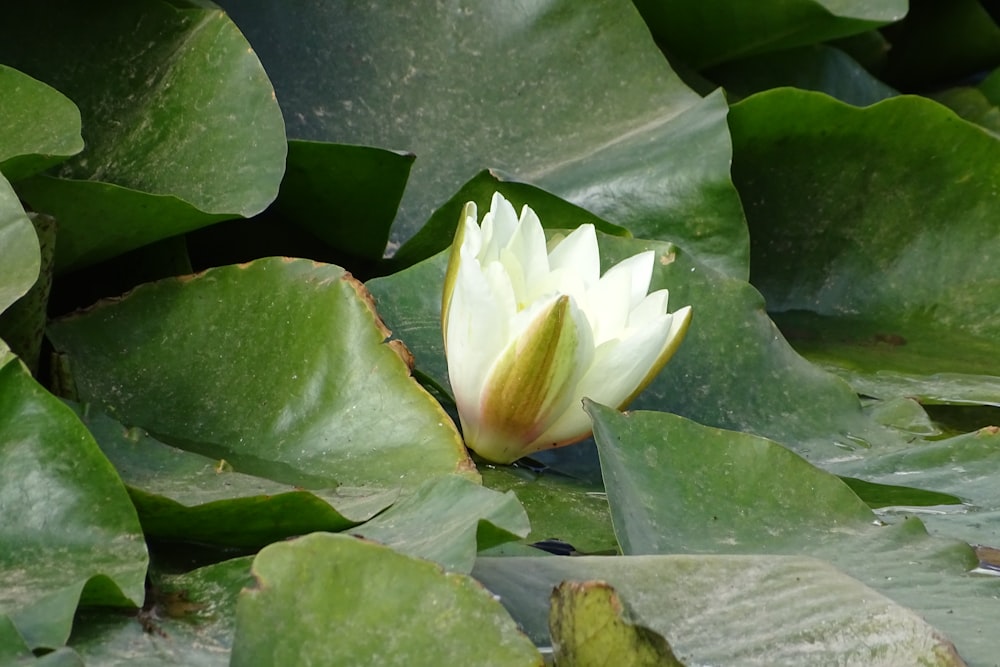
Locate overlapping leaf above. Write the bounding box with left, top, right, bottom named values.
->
left=216, top=0, right=749, bottom=278
left=585, top=401, right=999, bottom=665
left=730, top=89, right=1000, bottom=406
left=48, top=259, right=474, bottom=494
left=0, top=0, right=286, bottom=271
left=0, top=347, right=147, bottom=650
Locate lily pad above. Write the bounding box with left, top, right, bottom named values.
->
left=47, top=258, right=474, bottom=494
left=71, top=404, right=396, bottom=548
left=633, top=0, right=906, bottom=69
left=0, top=65, right=82, bottom=182
left=0, top=347, right=147, bottom=649
left=348, top=474, right=529, bottom=573
left=705, top=45, right=897, bottom=105
left=274, top=141, right=414, bottom=263
left=730, top=89, right=1000, bottom=406
left=70, top=556, right=254, bottom=667
left=474, top=553, right=963, bottom=666
left=216, top=0, right=749, bottom=278
left=0, top=176, right=38, bottom=317
left=231, top=533, right=542, bottom=666
left=585, top=401, right=1000, bottom=665
left=0, top=0, right=286, bottom=271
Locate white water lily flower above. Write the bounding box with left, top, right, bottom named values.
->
left=441, top=192, right=692, bottom=464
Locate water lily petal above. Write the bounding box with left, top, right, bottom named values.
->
left=471, top=295, right=594, bottom=463
left=446, top=254, right=512, bottom=428
left=548, top=223, right=600, bottom=289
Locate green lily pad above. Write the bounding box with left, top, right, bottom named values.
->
left=0, top=347, right=147, bottom=649
left=0, top=65, right=82, bottom=182
left=474, top=553, right=963, bottom=666
left=730, top=90, right=1000, bottom=406
left=70, top=556, right=254, bottom=667
left=633, top=0, right=906, bottom=69
left=275, top=141, right=414, bottom=263
left=549, top=581, right=685, bottom=667
left=0, top=0, right=286, bottom=271
left=71, top=404, right=396, bottom=548
left=479, top=464, right=619, bottom=556
left=217, top=0, right=749, bottom=279
left=47, top=258, right=474, bottom=494
left=706, top=45, right=897, bottom=105
left=0, top=176, right=39, bottom=317
left=348, top=474, right=529, bottom=573
left=231, top=533, right=542, bottom=666
left=830, top=426, right=1000, bottom=547
left=585, top=401, right=1000, bottom=665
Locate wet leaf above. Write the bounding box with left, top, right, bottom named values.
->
left=231, top=533, right=542, bottom=666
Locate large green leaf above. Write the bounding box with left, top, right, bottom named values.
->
left=0, top=65, right=82, bottom=183
left=585, top=401, right=999, bottom=665
left=474, top=554, right=962, bottom=666
left=730, top=90, right=1000, bottom=406
left=0, top=347, right=147, bottom=649
left=633, top=0, right=906, bottom=69
left=72, top=404, right=396, bottom=548
left=0, top=0, right=286, bottom=271
left=216, top=0, right=749, bottom=278
left=231, top=533, right=542, bottom=666
left=348, top=474, right=529, bottom=573
left=0, top=175, right=38, bottom=316
left=47, top=258, right=474, bottom=494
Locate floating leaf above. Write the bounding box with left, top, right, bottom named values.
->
left=475, top=554, right=963, bottom=666
left=349, top=475, right=529, bottom=573
left=0, top=176, right=38, bottom=316
left=231, top=533, right=542, bottom=666
left=217, top=0, right=749, bottom=278
left=0, top=0, right=286, bottom=271
left=72, top=404, right=396, bottom=548
left=48, top=258, right=474, bottom=494
left=70, top=556, right=254, bottom=667
left=585, top=401, right=998, bottom=665
left=0, top=347, right=147, bottom=649
left=0, top=65, right=82, bottom=182
left=633, top=0, right=906, bottom=69
left=730, top=90, right=1000, bottom=406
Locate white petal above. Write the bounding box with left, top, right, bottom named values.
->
left=445, top=255, right=512, bottom=431
left=481, top=192, right=519, bottom=261
left=548, top=224, right=600, bottom=289
left=580, top=261, right=633, bottom=345
left=628, top=288, right=669, bottom=327
left=603, top=250, right=655, bottom=308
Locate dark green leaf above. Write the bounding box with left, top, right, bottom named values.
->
left=218, top=0, right=749, bottom=278
left=633, top=0, right=906, bottom=69
left=0, top=0, right=286, bottom=271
